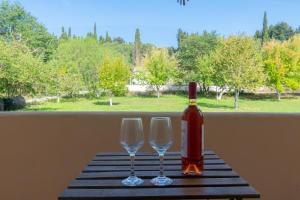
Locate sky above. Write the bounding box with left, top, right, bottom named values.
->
left=16, top=0, right=300, bottom=47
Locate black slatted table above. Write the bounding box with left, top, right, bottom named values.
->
left=59, top=150, right=260, bottom=200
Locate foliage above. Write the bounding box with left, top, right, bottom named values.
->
left=254, top=15, right=296, bottom=43
left=105, top=32, right=112, bottom=43
left=100, top=42, right=134, bottom=66
left=50, top=60, right=83, bottom=98
left=99, top=36, right=105, bottom=44
left=68, top=27, right=72, bottom=38
left=60, top=26, right=67, bottom=40
left=176, top=31, right=220, bottom=83
left=141, top=48, right=177, bottom=98
left=2, top=0, right=300, bottom=110
left=269, top=22, right=295, bottom=41
left=133, top=28, right=142, bottom=67
left=0, top=39, right=45, bottom=97
left=113, top=37, right=125, bottom=44
left=99, top=55, right=130, bottom=96
left=263, top=36, right=300, bottom=100
left=0, top=1, right=58, bottom=62
left=254, top=30, right=261, bottom=40
left=177, top=28, right=188, bottom=49
left=93, top=22, right=97, bottom=39
left=194, top=53, right=216, bottom=93
left=50, top=37, right=102, bottom=96
left=213, top=35, right=265, bottom=109
left=141, top=43, right=155, bottom=59
left=49, top=36, right=133, bottom=98
left=262, top=11, right=269, bottom=44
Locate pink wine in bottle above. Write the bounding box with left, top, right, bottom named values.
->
left=181, top=82, right=204, bottom=175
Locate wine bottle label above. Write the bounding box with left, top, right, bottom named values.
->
left=181, top=120, right=188, bottom=157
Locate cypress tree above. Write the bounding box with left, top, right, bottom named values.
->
left=105, top=32, right=112, bottom=43
left=177, top=28, right=188, bottom=49
left=262, top=11, right=269, bottom=44
left=134, top=28, right=142, bottom=67
left=68, top=27, right=72, bottom=38
left=60, top=26, right=67, bottom=39
left=177, top=28, right=183, bottom=49
left=93, top=22, right=97, bottom=39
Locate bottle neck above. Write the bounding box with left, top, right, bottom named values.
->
left=189, top=99, right=197, bottom=106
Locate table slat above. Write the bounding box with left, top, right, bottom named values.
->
left=93, top=154, right=219, bottom=161
left=89, top=159, right=225, bottom=166
left=59, top=186, right=260, bottom=200
left=69, top=178, right=248, bottom=189
left=84, top=164, right=232, bottom=172
left=96, top=150, right=216, bottom=157
left=78, top=170, right=239, bottom=180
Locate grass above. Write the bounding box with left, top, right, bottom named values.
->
left=22, top=94, right=300, bottom=112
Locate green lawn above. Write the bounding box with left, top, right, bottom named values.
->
left=23, top=94, right=300, bottom=112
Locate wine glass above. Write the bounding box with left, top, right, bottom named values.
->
left=149, top=117, right=174, bottom=186
left=120, top=118, right=144, bottom=186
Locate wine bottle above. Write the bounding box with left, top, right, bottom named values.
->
left=181, top=82, right=204, bottom=175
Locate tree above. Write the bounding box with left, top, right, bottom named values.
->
left=269, top=22, right=294, bottom=41
left=60, top=26, right=67, bottom=40
left=194, top=53, right=216, bottom=95
left=68, top=27, right=72, bottom=39
left=141, top=43, right=155, bottom=57
left=262, top=11, right=269, bottom=44
left=51, top=61, right=83, bottom=102
left=0, top=1, right=58, bottom=62
left=177, top=28, right=188, bottom=49
left=213, top=36, right=265, bottom=109
left=99, top=36, right=105, bottom=44
left=113, top=37, right=125, bottom=44
left=176, top=31, right=220, bottom=85
left=262, top=37, right=300, bottom=100
left=254, top=30, right=261, bottom=40
left=205, top=42, right=233, bottom=100
left=86, top=32, right=93, bottom=38
left=49, top=35, right=134, bottom=99
left=99, top=42, right=134, bottom=66
left=177, top=29, right=183, bottom=49
left=141, top=48, right=177, bottom=98
left=296, top=26, right=300, bottom=34
left=99, top=56, right=130, bottom=106
left=0, top=40, right=45, bottom=97
left=133, top=28, right=142, bottom=68
left=105, top=32, right=112, bottom=43
left=50, top=37, right=103, bottom=97
left=93, top=22, right=97, bottom=39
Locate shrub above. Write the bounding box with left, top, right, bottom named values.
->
left=3, top=96, right=26, bottom=111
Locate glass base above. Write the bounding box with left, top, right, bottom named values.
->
left=121, top=176, right=144, bottom=186
left=151, top=176, right=173, bottom=186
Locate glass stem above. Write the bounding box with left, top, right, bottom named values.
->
left=159, top=154, right=164, bottom=177
left=130, top=154, right=135, bottom=177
